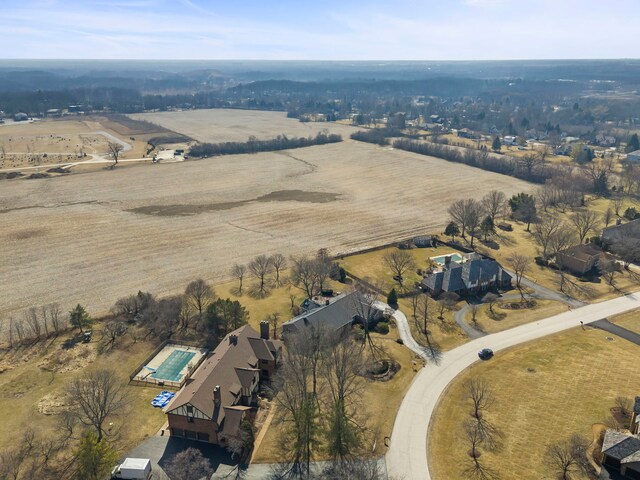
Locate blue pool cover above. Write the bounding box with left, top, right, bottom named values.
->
left=151, top=390, right=175, bottom=408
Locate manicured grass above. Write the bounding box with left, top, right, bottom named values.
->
left=428, top=327, right=640, bottom=480
left=214, top=274, right=345, bottom=333
left=474, top=216, right=640, bottom=303
left=468, top=299, right=568, bottom=334
left=609, top=308, right=640, bottom=335
left=397, top=297, right=468, bottom=352
left=338, top=245, right=467, bottom=294
left=252, top=332, right=419, bottom=463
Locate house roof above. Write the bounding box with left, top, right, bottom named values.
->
left=282, top=291, right=366, bottom=334
left=166, top=325, right=281, bottom=433
left=220, top=406, right=252, bottom=438
left=634, top=396, right=640, bottom=415
left=602, top=430, right=640, bottom=464
left=557, top=243, right=604, bottom=262
left=602, top=218, right=640, bottom=243
left=422, top=258, right=511, bottom=293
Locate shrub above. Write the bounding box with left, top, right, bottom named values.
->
left=387, top=288, right=398, bottom=306
left=375, top=321, right=390, bottom=335
left=534, top=256, right=548, bottom=266
left=624, top=207, right=639, bottom=220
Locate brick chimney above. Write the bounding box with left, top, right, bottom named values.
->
left=259, top=321, right=269, bottom=340
left=229, top=334, right=237, bottom=345
left=213, top=385, right=221, bottom=406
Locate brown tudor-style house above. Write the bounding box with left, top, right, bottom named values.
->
left=164, top=323, right=281, bottom=446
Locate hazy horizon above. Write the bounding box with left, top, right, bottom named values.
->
left=2, top=0, right=640, bottom=60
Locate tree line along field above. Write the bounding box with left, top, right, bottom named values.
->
left=128, top=108, right=362, bottom=143
left=0, top=140, right=531, bottom=330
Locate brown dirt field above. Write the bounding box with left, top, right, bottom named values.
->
left=128, top=109, right=363, bottom=143
left=428, top=327, right=640, bottom=480
left=0, top=141, right=530, bottom=331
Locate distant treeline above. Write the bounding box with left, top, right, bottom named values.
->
left=189, top=131, right=342, bottom=157
left=393, top=138, right=560, bottom=184
left=350, top=128, right=403, bottom=146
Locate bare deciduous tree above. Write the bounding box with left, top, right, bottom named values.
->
left=102, top=318, right=128, bottom=348
left=248, top=254, right=274, bottom=297
left=470, top=303, right=480, bottom=327
left=164, top=447, right=213, bottom=480
left=321, top=336, right=364, bottom=462
left=507, top=253, right=531, bottom=301
left=269, top=253, right=287, bottom=288
left=107, top=141, right=124, bottom=166
left=437, top=291, right=460, bottom=321
left=413, top=293, right=441, bottom=364
left=464, top=377, right=494, bottom=420
left=65, top=369, right=128, bottom=442
left=481, top=292, right=499, bottom=315
left=290, top=256, right=320, bottom=299
left=533, top=215, right=563, bottom=259
left=545, top=435, right=590, bottom=480
left=273, top=332, right=320, bottom=476
left=598, top=256, right=619, bottom=287
left=611, top=195, right=624, bottom=216
left=462, top=420, right=498, bottom=480
left=570, top=209, right=600, bottom=244
left=603, top=207, right=614, bottom=227
left=481, top=190, right=507, bottom=223
left=383, top=250, right=417, bottom=289
left=231, top=263, right=247, bottom=295
left=184, top=278, right=214, bottom=329
left=266, top=312, right=281, bottom=340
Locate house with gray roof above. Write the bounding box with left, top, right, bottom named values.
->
left=601, top=430, right=640, bottom=479
left=282, top=291, right=383, bottom=339
left=421, top=258, right=512, bottom=296
left=602, top=219, right=640, bottom=247
left=165, top=324, right=281, bottom=446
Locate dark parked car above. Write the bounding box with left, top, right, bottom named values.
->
left=478, top=348, right=493, bottom=360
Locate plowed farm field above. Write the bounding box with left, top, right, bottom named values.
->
left=0, top=141, right=530, bottom=326
left=129, top=108, right=361, bottom=142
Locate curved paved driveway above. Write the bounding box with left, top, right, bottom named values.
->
left=385, top=290, right=640, bottom=480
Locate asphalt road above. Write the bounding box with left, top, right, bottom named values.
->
left=385, top=290, right=640, bottom=480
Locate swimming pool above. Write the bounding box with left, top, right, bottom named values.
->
left=150, top=350, right=196, bottom=382
left=430, top=253, right=463, bottom=265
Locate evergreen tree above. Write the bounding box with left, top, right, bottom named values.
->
left=492, top=135, right=502, bottom=152
left=509, top=193, right=537, bottom=231
left=626, top=133, right=640, bottom=153
left=444, top=221, right=460, bottom=241
left=480, top=215, right=495, bottom=241
left=387, top=288, right=398, bottom=307
left=69, top=304, right=92, bottom=333
left=74, top=431, right=117, bottom=480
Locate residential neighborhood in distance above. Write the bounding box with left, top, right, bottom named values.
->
left=1, top=1, right=640, bottom=479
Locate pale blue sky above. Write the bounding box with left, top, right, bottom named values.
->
left=1, top=0, right=639, bottom=60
